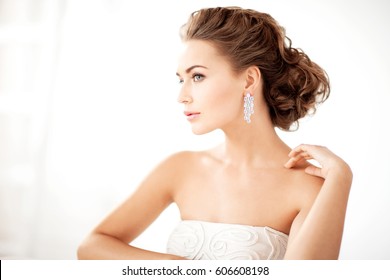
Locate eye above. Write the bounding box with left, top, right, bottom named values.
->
left=178, top=78, right=184, bottom=84
left=192, top=73, right=204, bottom=82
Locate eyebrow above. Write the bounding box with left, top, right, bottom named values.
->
left=176, top=65, right=208, bottom=76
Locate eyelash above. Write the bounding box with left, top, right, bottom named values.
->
left=192, top=73, right=204, bottom=82
left=178, top=73, right=205, bottom=84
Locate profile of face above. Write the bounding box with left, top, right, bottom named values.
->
left=176, top=40, right=247, bottom=135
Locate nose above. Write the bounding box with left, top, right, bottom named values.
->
left=177, top=84, right=193, bottom=104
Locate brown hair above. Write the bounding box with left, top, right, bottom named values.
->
left=180, top=7, right=330, bottom=130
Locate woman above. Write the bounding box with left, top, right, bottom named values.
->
left=77, top=7, right=352, bottom=260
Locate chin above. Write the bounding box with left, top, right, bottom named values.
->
left=190, top=124, right=216, bottom=135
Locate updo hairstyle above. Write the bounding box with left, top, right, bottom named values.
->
left=180, top=7, right=330, bottom=130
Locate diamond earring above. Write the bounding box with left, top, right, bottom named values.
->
left=244, top=92, right=254, bottom=123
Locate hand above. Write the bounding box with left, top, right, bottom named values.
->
left=284, top=144, right=352, bottom=180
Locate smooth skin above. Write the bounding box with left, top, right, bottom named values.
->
left=77, top=40, right=352, bottom=260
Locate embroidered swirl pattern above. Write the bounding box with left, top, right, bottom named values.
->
left=166, top=220, right=288, bottom=260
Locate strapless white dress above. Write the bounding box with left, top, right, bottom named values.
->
left=166, top=220, right=288, bottom=260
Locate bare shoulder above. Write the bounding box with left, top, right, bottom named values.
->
left=132, top=151, right=198, bottom=194
left=153, top=150, right=209, bottom=180
left=287, top=162, right=324, bottom=209
left=159, top=150, right=203, bottom=168
left=163, top=149, right=215, bottom=166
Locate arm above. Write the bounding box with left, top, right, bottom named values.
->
left=283, top=144, right=353, bottom=259
left=77, top=153, right=187, bottom=260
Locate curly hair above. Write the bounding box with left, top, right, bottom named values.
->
left=180, top=7, right=330, bottom=130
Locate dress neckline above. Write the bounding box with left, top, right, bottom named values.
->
left=180, top=219, right=289, bottom=237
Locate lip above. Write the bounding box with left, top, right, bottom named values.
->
left=184, top=111, right=201, bottom=121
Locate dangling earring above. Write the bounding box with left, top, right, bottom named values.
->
left=244, top=92, right=254, bottom=123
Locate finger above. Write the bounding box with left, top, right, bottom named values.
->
left=284, top=157, right=298, bottom=169
left=284, top=155, right=311, bottom=168
left=295, top=152, right=312, bottom=160
left=305, top=165, right=324, bottom=179
left=289, top=144, right=329, bottom=164
left=288, top=145, right=308, bottom=157
left=285, top=151, right=313, bottom=169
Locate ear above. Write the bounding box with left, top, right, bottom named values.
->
left=244, top=66, right=261, bottom=93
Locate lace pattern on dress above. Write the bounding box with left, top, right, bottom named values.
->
left=166, top=220, right=288, bottom=260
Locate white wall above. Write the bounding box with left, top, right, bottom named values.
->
left=0, top=0, right=389, bottom=259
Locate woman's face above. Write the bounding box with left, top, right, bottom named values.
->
left=176, top=40, right=246, bottom=135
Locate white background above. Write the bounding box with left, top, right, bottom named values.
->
left=0, top=0, right=389, bottom=259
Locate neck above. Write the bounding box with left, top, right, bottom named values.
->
left=218, top=114, right=291, bottom=168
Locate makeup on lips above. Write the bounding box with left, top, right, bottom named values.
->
left=184, top=111, right=201, bottom=121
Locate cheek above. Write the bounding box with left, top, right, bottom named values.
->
left=207, top=83, right=243, bottom=119
left=189, top=83, right=242, bottom=135
left=191, top=72, right=244, bottom=123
